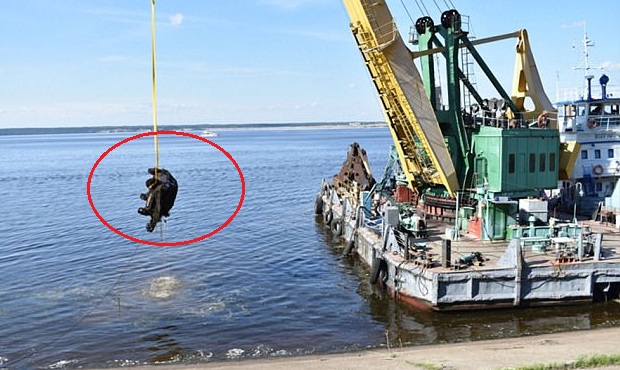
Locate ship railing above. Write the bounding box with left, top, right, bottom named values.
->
left=361, top=20, right=398, bottom=53
left=591, top=116, right=620, bottom=130
left=474, top=115, right=543, bottom=129
left=561, top=116, right=620, bottom=132
left=556, top=85, right=620, bottom=102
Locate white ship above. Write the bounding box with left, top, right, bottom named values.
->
left=556, top=31, right=620, bottom=217
left=200, top=129, right=219, bottom=138
left=558, top=75, right=620, bottom=198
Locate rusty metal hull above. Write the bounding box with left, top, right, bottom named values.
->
left=317, top=183, right=620, bottom=311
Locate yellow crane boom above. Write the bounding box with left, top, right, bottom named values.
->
left=512, top=29, right=556, bottom=123
left=342, top=0, right=459, bottom=196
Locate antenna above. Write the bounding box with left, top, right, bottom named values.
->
left=572, top=23, right=602, bottom=97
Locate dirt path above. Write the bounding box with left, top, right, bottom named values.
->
left=99, top=327, right=620, bottom=370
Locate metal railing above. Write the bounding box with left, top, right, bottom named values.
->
left=556, top=85, right=620, bottom=102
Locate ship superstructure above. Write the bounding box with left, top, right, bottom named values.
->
left=315, top=0, right=620, bottom=310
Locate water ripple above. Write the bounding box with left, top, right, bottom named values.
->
left=3, top=128, right=620, bottom=369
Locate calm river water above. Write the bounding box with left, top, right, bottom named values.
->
left=1, top=127, right=618, bottom=369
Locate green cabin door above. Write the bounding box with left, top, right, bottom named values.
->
left=490, top=204, right=507, bottom=240
left=475, top=157, right=487, bottom=187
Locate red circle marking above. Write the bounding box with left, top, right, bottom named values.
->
left=86, top=130, right=245, bottom=247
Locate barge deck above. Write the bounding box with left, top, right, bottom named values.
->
left=318, top=186, right=620, bottom=311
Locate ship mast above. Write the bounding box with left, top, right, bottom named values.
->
left=573, top=24, right=602, bottom=99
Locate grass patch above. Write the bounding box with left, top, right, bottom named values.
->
left=405, top=360, right=442, bottom=370
left=509, top=353, right=620, bottom=370
left=574, top=353, right=620, bottom=368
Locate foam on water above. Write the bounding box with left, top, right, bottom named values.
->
left=48, top=359, right=80, bottom=369
left=225, top=348, right=245, bottom=359
left=180, top=299, right=228, bottom=317
left=144, top=276, right=182, bottom=300
left=36, top=286, right=101, bottom=302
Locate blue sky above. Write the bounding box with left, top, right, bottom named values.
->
left=1, top=0, right=618, bottom=128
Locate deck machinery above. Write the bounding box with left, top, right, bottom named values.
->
left=316, top=0, right=620, bottom=310
left=337, top=0, right=566, bottom=240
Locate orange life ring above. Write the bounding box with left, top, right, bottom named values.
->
left=588, top=118, right=598, bottom=129
left=593, top=164, right=604, bottom=176
left=537, top=112, right=548, bottom=128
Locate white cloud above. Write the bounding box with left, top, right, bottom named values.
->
left=304, top=101, right=319, bottom=109
left=602, top=61, right=620, bottom=71
left=77, top=6, right=145, bottom=25
left=260, top=0, right=329, bottom=11
left=561, top=20, right=586, bottom=29
left=170, top=13, right=184, bottom=26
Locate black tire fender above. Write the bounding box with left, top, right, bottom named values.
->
left=343, top=236, right=355, bottom=256
left=330, top=218, right=342, bottom=236
left=315, top=195, right=324, bottom=215
left=369, top=257, right=388, bottom=285
left=323, top=210, right=333, bottom=226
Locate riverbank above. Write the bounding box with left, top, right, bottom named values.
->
left=100, top=326, right=620, bottom=370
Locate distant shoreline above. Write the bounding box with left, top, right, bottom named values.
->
left=0, top=121, right=386, bottom=136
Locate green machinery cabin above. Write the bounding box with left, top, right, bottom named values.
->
left=413, top=10, right=560, bottom=239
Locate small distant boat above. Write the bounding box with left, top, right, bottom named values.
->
left=200, top=129, right=218, bottom=138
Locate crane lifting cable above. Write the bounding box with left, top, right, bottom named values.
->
left=138, top=0, right=178, bottom=232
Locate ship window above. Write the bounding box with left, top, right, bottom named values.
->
left=609, top=149, right=615, bottom=158
left=595, top=149, right=601, bottom=159
left=604, top=104, right=612, bottom=115
left=549, top=153, right=556, bottom=172
left=581, top=150, right=588, bottom=159
left=578, top=105, right=586, bottom=116
left=539, top=153, right=546, bottom=172
left=596, top=182, right=603, bottom=192
left=590, top=104, right=602, bottom=115
left=508, top=154, right=515, bottom=173
left=529, top=153, right=536, bottom=173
